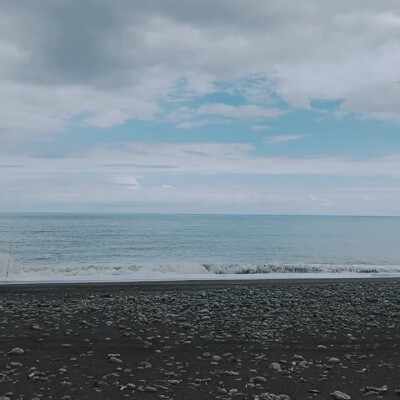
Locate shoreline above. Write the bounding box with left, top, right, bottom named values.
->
left=1, top=275, right=400, bottom=292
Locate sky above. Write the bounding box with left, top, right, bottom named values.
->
left=0, top=0, right=400, bottom=215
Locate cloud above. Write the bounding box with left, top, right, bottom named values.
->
left=251, top=125, right=269, bottom=131
left=2, top=141, right=400, bottom=213
left=113, top=175, right=140, bottom=189
left=3, top=141, right=400, bottom=178
left=175, top=117, right=232, bottom=129
left=176, top=120, right=208, bottom=129
left=172, top=104, right=283, bottom=128
left=1, top=178, right=399, bottom=215
left=104, top=164, right=176, bottom=169
left=1, top=0, right=400, bottom=141
left=84, top=102, right=160, bottom=128
left=1, top=1, right=400, bottom=214
left=265, top=134, right=304, bottom=144
left=198, top=103, right=286, bottom=119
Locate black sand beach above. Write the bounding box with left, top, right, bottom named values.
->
left=0, top=279, right=399, bottom=399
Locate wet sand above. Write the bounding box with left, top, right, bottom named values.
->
left=0, top=279, right=399, bottom=399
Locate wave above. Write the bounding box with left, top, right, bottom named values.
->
left=2, top=260, right=400, bottom=282
left=206, top=263, right=400, bottom=274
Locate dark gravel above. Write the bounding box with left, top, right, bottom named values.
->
left=0, top=280, right=399, bottom=399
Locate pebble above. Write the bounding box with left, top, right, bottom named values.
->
left=0, top=282, right=398, bottom=399
left=270, top=362, right=281, bottom=371
left=108, top=356, right=123, bottom=364
left=144, top=386, right=157, bottom=392
left=250, top=376, right=267, bottom=383
left=126, top=383, right=136, bottom=390
left=331, top=391, right=351, bottom=400
left=8, top=347, right=25, bottom=355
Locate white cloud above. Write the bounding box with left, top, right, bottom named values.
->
left=0, top=81, right=160, bottom=143
left=2, top=141, right=400, bottom=177
left=265, top=134, right=304, bottom=144
left=251, top=125, right=269, bottom=131
left=113, top=176, right=140, bottom=189
left=171, top=104, right=284, bottom=128
left=1, top=177, right=399, bottom=215
left=85, top=110, right=129, bottom=129
left=176, top=117, right=232, bottom=129
left=1, top=1, right=400, bottom=214
left=198, top=103, right=286, bottom=119
left=1, top=141, right=400, bottom=213
left=1, top=0, right=400, bottom=140
left=84, top=100, right=160, bottom=128
left=176, top=120, right=208, bottom=129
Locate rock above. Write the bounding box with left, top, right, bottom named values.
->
left=270, top=362, right=281, bottom=371
left=331, top=391, right=351, bottom=400
left=108, top=356, right=123, bottom=364
left=126, top=383, right=136, bottom=390
left=8, top=347, right=25, bottom=355
left=138, top=361, right=152, bottom=369
left=250, top=376, right=267, bottom=383
left=10, top=361, right=22, bottom=367
left=328, top=357, right=340, bottom=364
left=144, top=386, right=157, bottom=392
left=364, top=385, right=388, bottom=393
left=259, top=393, right=280, bottom=400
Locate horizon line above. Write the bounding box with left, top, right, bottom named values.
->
left=1, top=211, right=399, bottom=218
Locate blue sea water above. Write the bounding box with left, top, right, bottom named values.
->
left=0, top=213, right=400, bottom=282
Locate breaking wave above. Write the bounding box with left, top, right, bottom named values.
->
left=1, top=259, right=400, bottom=282
left=207, top=263, right=400, bottom=275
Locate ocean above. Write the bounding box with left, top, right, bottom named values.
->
left=0, top=213, right=400, bottom=283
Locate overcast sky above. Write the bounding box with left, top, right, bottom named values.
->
left=1, top=0, right=400, bottom=215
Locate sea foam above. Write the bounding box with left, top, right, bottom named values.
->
left=2, top=261, right=400, bottom=283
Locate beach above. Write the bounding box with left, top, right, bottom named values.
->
left=0, top=279, right=399, bottom=399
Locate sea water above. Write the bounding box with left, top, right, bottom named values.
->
left=0, top=213, right=400, bottom=282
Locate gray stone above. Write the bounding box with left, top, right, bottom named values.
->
left=250, top=376, right=267, bottom=383
left=9, top=347, right=25, bottom=355
left=108, top=356, right=123, bottom=364
left=270, top=362, right=281, bottom=371
left=331, top=391, right=351, bottom=400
